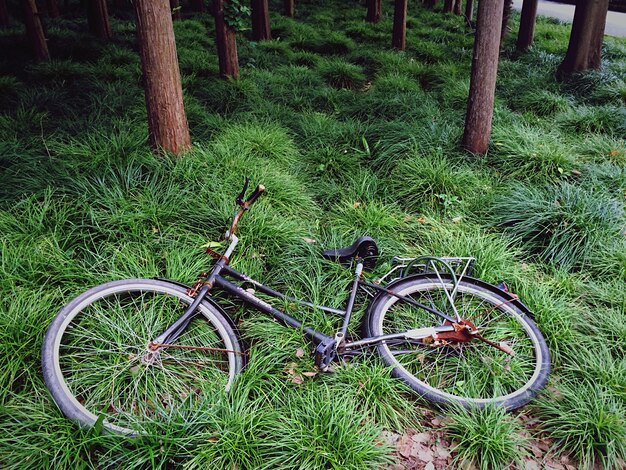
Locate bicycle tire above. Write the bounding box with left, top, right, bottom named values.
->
left=42, top=278, right=244, bottom=435
left=365, top=275, right=550, bottom=410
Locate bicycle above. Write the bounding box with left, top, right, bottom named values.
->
left=42, top=178, right=551, bottom=435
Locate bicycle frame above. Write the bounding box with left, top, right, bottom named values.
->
left=151, top=234, right=460, bottom=369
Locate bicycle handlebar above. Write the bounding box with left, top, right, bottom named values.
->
left=226, top=177, right=265, bottom=239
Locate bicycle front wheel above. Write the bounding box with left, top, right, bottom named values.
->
left=365, top=276, right=550, bottom=410
left=42, top=279, right=244, bottom=435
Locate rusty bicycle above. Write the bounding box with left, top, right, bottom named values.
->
left=42, top=178, right=550, bottom=435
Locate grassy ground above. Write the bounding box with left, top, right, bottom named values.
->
left=1, top=0, right=625, bottom=468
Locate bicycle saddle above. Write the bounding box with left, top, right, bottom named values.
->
left=321, top=236, right=379, bottom=269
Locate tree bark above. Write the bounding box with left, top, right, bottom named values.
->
left=251, top=0, right=271, bottom=40
left=170, top=0, right=181, bottom=20
left=283, top=0, right=293, bottom=17
left=392, top=0, right=407, bottom=50
left=0, top=0, right=10, bottom=26
left=46, top=0, right=60, bottom=18
left=87, top=0, right=112, bottom=40
left=134, top=0, right=191, bottom=155
left=453, top=0, right=462, bottom=15
left=556, top=0, right=609, bottom=78
left=443, top=0, right=453, bottom=13
left=214, top=0, right=239, bottom=78
left=516, top=0, right=537, bottom=50
left=365, top=0, right=381, bottom=22
left=464, top=0, right=474, bottom=22
left=190, top=0, right=205, bottom=11
left=500, top=0, right=513, bottom=45
left=23, top=0, right=49, bottom=61
left=462, top=0, right=504, bottom=154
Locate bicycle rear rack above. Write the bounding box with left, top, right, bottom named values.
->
left=379, top=256, right=475, bottom=284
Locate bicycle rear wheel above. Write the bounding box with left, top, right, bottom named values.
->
left=42, top=279, right=244, bottom=435
left=365, top=276, right=550, bottom=410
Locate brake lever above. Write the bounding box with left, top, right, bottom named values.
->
left=236, top=176, right=250, bottom=206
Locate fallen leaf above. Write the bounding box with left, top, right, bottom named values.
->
left=302, top=371, right=317, bottom=377
left=424, top=462, right=435, bottom=470
left=302, top=237, right=317, bottom=244
left=452, top=216, right=462, bottom=224
left=417, top=216, right=427, bottom=224
left=411, top=432, right=431, bottom=444
left=295, top=348, right=305, bottom=358
left=417, top=447, right=434, bottom=462
left=609, top=149, right=621, bottom=157
left=570, top=169, right=582, bottom=177
left=291, top=374, right=304, bottom=385
left=524, top=460, right=540, bottom=470
left=353, top=202, right=361, bottom=208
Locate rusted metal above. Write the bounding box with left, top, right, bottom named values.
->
left=436, top=319, right=478, bottom=343
left=149, top=342, right=246, bottom=355
left=187, top=272, right=208, bottom=297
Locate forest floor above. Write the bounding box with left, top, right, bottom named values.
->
left=1, top=1, right=625, bottom=469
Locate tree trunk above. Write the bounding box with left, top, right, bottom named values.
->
left=462, top=0, right=504, bottom=154
left=46, top=0, right=60, bottom=17
left=516, top=0, right=538, bottom=50
left=464, top=0, right=474, bottom=21
left=392, top=0, right=407, bottom=50
left=365, top=0, right=381, bottom=22
left=87, top=0, right=112, bottom=39
left=0, top=0, right=10, bottom=26
left=443, top=0, right=453, bottom=13
left=424, top=0, right=438, bottom=8
left=190, top=0, right=205, bottom=11
left=23, top=0, right=49, bottom=60
left=556, top=0, right=609, bottom=78
left=453, top=0, right=462, bottom=15
left=500, top=0, right=513, bottom=45
left=251, top=0, right=271, bottom=40
left=134, top=0, right=191, bottom=155
left=214, top=0, right=239, bottom=78
left=170, top=0, right=181, bottom=20
left=283, top=0, right=293, bottom=17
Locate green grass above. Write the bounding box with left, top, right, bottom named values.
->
left=444, top=405, right=529, bottom=470
left=1, top=0, right=625, bottom=467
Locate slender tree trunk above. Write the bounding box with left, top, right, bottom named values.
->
left=190, top=0, right=205, bottom=11
left=464, top=0, right=474, bottom=22
left=462, top=0, right=504, bottom=154
left=443, top=0, right=453, bottom=13
left=0, top=0, right=10, bottom=25
left=214, top=0, right=239, bottom=78
left=87, top=0, right=112, bottom=39
left=23, top=0, right=49, bottom=60
left=516, top=0, right=537, bottom=50
left=453, top=0, right=462, bottom=15
left=392, top=0, right=407, bottom=50
left=283, top=0, right=293, bottom=17
left=170, top=0, right=181, bottom=20
left=365, top=0, right=381, bottom=22
left=556, top=0, right=609, bottom=78
left=500, top=0, right=513, bottom=45
left=134, top=0, right=191, bottom=154
left=251, top=0, right=271, bottom=40
left=46, top=0, right=60, bottom=17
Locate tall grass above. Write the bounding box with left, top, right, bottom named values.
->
left=1, top=0, right=625, bottom=468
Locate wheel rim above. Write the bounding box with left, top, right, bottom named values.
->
left=50, top=283, right=239, bottom=434
left=376, top=281, right=544, bottom=405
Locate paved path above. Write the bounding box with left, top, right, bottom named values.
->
left=512, top=0, right=626, bottom=37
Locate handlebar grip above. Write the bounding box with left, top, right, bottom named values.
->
left=245, top=184, right=265, bottom=207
